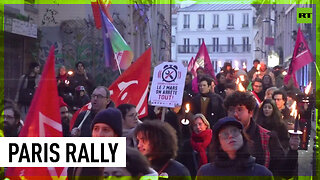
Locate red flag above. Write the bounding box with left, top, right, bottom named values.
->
left=109, top=48, right=151, bottom=118
left=69, top=102, right=91, bottom=130
left=91, top=0, right=113, bottom=29
left=284, top=27, right=314, bottom=87
left=6, top=46, right=67, bottom=179
left=187, top=56, right=194, bottom=72
left=194, top=41, right=216, bottom=81
left=187, top=57, right=197, bottom=78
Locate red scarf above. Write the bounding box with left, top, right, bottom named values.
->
left=191, top=129, right=212, bottom=167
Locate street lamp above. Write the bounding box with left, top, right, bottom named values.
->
left=254, top=47, right=267, bottom=57
left=262, top=18, right=275, bottom=22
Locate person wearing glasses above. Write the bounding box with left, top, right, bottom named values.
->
left=223, top=91, right=299, bottom=178
left=2, top=100, right=23, bottom=137
left=71, top=86, right=115, bottom=137
left=197, top=117, right=273, bottom=177
left=251, top=78, right=265, bottom=105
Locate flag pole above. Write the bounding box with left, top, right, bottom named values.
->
left=115, top=54, right=122, bottom=75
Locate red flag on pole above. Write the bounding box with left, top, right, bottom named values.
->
left=284, top=27, right=314, bottom=87
left=108, top=48, right=151, bottom=118
left=91, top=0, right=113, bottom=29
left=194, top=41, right=216, bottom=81
left=187, top=56, right=194, bottom=72
left=187, top=56, right=197, bottom=78
left=6, top=46, right=67, bottom=179
left=69, top=102, right=91, bottom=130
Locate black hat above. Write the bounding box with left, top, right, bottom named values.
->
left=91, top=108, right=123, bottom=136
left=212, top=117, right=243, bottom=137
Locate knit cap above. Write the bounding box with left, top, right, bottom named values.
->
left=91, top=108, right=123, bottom=136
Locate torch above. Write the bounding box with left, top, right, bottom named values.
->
left=256, top=64, right=261, bottom=75
left=238, top=83, right=246, bottom=92
left=181, top=103, right=190, bottom=125
left=234, top=60, right=239, bottom=71
left=242, top=62, right=247, bottom=71
left=68, top=70, right=74, bottom=76
left=288, top=101, right=302, bottom=135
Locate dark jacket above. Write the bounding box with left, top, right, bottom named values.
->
left=191, top=92, right=226, bottom=128
left=214, top=84, right=226, bottom=98
left=177, top=140, right=209, bottom=177
left=69, top=72, right=94, bottom=95
left=247, top=67, right=257, bottom=81
left=151, top=158, right=191, bottom=180
left=72, top=110, right=97, bottom=137
left=197, top=156, right=273, bottom=177
left=246, top=120, right=298, bottom=178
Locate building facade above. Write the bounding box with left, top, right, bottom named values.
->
left=254, top=0, right=316, bottom=87
left=3, top=2, right=171, bottom=100
left=172, top=4, right=256, bottom=73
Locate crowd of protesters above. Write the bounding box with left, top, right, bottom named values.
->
left=1, top=58, right=316, bottom=180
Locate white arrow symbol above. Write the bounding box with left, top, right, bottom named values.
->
left=39, top=112, right=62, bottom=137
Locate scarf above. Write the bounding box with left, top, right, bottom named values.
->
left=191, top=129, right=212, bottom=167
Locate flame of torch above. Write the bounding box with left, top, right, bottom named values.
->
left=290, top=101, right=297, bottom=117
left=256, top=64, right=261, bottom=75
left=181, top=103, right=191, bottom=125
left=243, top=62, right=246, bottom=69
left=257, top=64, right=261, bottom=71
left=304, top=81, right=312, bottom=95
left=234, top=61, right=239, bottom=70
left=238, top=83, right=245, bottom=92
left=239, top=75, right=245, bottom=81
left=282, top=71, right=287, bottom=76
left=235, top=78, right=240, bottom=84
left=68, top=70, right=74, bottom=76
left=185, top=103, right=190, bottom=113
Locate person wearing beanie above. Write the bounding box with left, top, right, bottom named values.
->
left=177, top=114, right=212, bottom=177
left=91, top=108, right=123, bottom=137
left=197, top=117, right=273, bottom=177
left=68, top=108, right=123, bottom=180
left=59, top=97, right=71, bottom=137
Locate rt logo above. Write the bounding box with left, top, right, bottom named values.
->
left=297, top=8, right=312, bottom=24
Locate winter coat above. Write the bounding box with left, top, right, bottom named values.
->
left=151, top=158, right=191, bottom=180
left=246, top=120, right=298, bottom=178
left=197, top=156, right=273, bottom=177
left=191, top=92, right=226, bottom=128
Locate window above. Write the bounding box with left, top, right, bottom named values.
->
left=171, top=36, right=175, bottom=43
left=242, top=37, right=249, bottom=52
left=198, top=38, right=204, bottom=47
left=184, top=38, right=190, bottom=53
left=213, top=14, right=219, bottom=28
left=198, top=14, right=205, bottom=29
left=228, top=37, right=234, bottom=52
left=228, top=14, right=234, bottom=26
left=172, top=18, right=177, bottom=26
left=243, top=13, right=249, bottom=27
left=213, top=38, right=219, bottom=52
left=183, top=14, right=190, bottom=28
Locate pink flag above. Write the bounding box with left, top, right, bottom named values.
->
left=284, top=27, right=314, bottom=87
left=6, top=46, right=67, bottom=179
left=194, top=41, right=216, bottom=81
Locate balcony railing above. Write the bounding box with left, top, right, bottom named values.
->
left=178, top=44, right=251, bottom=53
